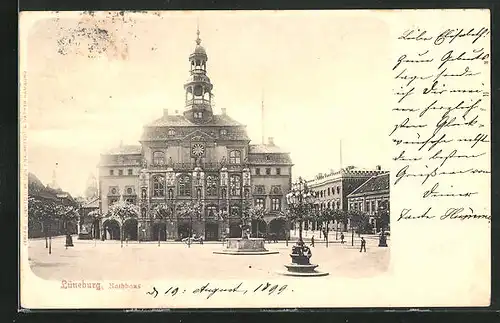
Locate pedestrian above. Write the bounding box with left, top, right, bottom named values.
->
left=340, top=233, right=345, bottom=244
left=360, top=237, right=366, bottom=252
left=311, top=235, right=315, bottom=247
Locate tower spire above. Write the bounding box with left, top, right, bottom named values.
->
left=196, top=20, right=201, bottom=45
left=261, top=90, right=265, bottom=144
left=50, top=162, right=60, bottom=190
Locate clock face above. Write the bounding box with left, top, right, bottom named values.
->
left=191, top=143, right=205, bottom=157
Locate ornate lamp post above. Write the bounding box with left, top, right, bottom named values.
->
left=378, top=201, right=389, bottom=247
left=285, top=177, right=316, bottom=242
left=282, top=177, right=327, bottom=276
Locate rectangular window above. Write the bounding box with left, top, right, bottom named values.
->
left=328, top=187, right=331, bottom=196
left=366, top=201, right=370, bottom=213
left=255, top=168, right=261, bottom=175
left=109, top=169, right=114, bottom=176
left=371, top=201, right=376, bottom=213
left=276, top=168, right=281, bottom=175
left=229, top=150, right=241, bottom=164
left=265, top=168, right=271, bottom=175
left=118, top=169, right=123, bottom=176
left=271, top=198, right=281, bottom=211
left=255, top=198, right=265, bottom=209
left=128, top=169, right=133, bottom=175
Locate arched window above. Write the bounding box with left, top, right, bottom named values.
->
left=229, top=150, right=241, bottom=164
left=230, top=175, right=241, bottom=196
left=178, top=175, right=192, bottom=196
left=337, top=186, right=340, bottom=194
left=152, top=175, right=165, bottom=197
left=153, top=151, right=165, bottom=165
left=205, top=175, right=218, bottom=196
left=168, top=129, right=176, bottom=136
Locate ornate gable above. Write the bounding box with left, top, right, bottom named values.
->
left=182, top=129, right=216, bottom=142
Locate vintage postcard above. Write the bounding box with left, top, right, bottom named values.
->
left=19, top=10, right=491, bottom=309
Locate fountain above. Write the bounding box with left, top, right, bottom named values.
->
left=213, top=226, right=278, bottom=255
left=279, top=239, right=328, bottom=276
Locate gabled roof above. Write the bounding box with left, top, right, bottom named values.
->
left=82, top=197, right=99, bottom=209
left=249, top=144, right=289, bottom=154
left=104, top=145, right=142, bottom=155
left=182, top=129, right=216, bottom=141
left=348, top=172, right=390, bottom=197
left=146, top=114, right=243, bottom=127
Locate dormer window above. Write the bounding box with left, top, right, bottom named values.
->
left=168, top=129, right=176, bottom=136
left=220, top=129, right=227, bottom=135
left=194, top=112, right=203, bottom=119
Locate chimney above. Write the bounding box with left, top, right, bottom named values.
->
left=376, top=165, right=381, bottom=170
left=174, top=110, right=179, bottom=115
left=163, top=109, right=169, bottom=118
left=221, top=108, right=226, bottom=115
left=268, top=137, right=274, bottom=146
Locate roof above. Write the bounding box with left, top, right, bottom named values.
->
left=146, top=114, right=243, bottom=127
left=104, top=145, right=142, bottom=155
left=82, top=197, right=99, bottom=209
left=247, top=154, right=293, bottom=165
left=249, top=144, right=289, bottom=154
left=348, top=173, right=390, bottom=197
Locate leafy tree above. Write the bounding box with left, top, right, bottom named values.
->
left=108, top=200, right=140, bottom=221
left=176, top=201, right=203, bottom=220
left=152, top=203, right=174, bottom=220
left=348, top=209, right=371, bottom=235
left=242, top=202, right=266, bottom=237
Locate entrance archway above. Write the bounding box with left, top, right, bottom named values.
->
left=103, top=219, right=120, bottom=240
left=251, top=219, right=267, bottom=238
left=269, top=218, right=287, bottom=240
left=123, top=218, right=138, bottom=241
left=177, top=222, right=190, bottom=240
left=229, top=222, right=242, bottom=238
left=205, top=222, right=219, bottom=241
left=152, top=222, right=167, bottom=241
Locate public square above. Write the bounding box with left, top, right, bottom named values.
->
left=28, top=232, right=390, bottom=281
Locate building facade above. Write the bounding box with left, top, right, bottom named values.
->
left=98, top=29, right=292, bottom=241
left=347, top=172, right=390, bottom=232
left=305, top=166, right=386, bottom=231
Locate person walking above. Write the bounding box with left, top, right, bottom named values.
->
left=311, top=235, right=315, bottom=247
left=360, top=237, right=366, bottom=252
left=340, top=233, right=345, bottom=244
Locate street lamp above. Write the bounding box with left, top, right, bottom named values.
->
left=378, top=201, right=389, bottom=247
left=282, top=177, right=328, bottom=276
left=285, top=177, right=316, bottom=242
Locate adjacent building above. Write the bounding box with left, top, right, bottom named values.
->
left=98, top=29, right=293, bottom=241
left=347, top=172, right=390, bottom=232
left=305, top=166, right=387, bottom=231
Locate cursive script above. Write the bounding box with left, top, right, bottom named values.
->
left=145, top=282, right=290, bottom=300
left=392, top=25, right=490, bottom=222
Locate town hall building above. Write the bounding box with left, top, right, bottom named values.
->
left=97, top=29, right=293, bottom=241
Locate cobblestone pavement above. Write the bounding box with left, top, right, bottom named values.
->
left=28, top=234, right=390, bottom=281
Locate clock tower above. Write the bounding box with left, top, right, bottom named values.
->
left=184, top=27, right=214, bottom=124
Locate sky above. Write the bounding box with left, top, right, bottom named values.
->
left=22, top=10, right=391, bottom=197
